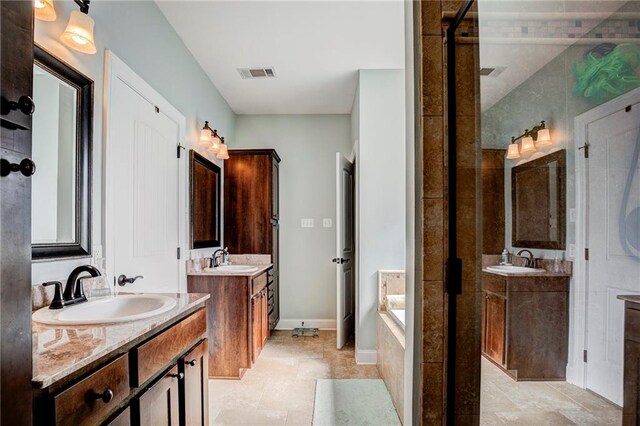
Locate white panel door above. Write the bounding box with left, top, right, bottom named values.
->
left=585, top=101, right=640, bottom=405
left=335, top=153, right=355, bottom=349
left=109, top=77, right=180, bottom=293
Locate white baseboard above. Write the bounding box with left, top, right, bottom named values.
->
left=356, top=349, right=377, bottom=365
left=275, top=319, right=337, bottom=330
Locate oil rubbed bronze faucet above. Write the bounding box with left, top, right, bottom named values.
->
left=43, top=264, right=101, bottom=310
left=517, top=249, right=535, bottom=268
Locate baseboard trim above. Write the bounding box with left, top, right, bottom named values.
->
left=356, top=349, right=377, bottom=365
left=275, top=319, right=337, bottom=330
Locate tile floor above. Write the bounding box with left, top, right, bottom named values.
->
left=209, top=330, right=381, bottom=425
left=480, top=357, right=622, bottom=425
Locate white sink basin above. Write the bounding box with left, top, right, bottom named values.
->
left=485, top=265, right=546, bottom=275
left=32, top=294, right=177, bottom=326
left=204, top=265, right=259, bottom=274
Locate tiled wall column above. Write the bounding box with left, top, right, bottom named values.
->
left=418, top=1, right=482, bottom=424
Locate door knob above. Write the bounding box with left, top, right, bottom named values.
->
left=87, top=388, right=114, bottom=403
left=117, top=274, right=144, bottom=286
left=2, top=95, right=35, bottom=116
left=1, top=158, right=36, bottom=177
left=168, top=372, right=184, bottom=380
left=185, top=359, right=197, bottom=367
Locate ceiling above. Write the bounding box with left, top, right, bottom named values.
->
left=478, top=0, right=629, bottom=111
left=156, top=0, right=405, bottom=115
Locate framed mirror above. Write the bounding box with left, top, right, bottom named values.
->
left=190, top=150, right=222, bottom=249
left=32, top=45, right=93, bottom=260
left=511, top=150, right=566, bottom=250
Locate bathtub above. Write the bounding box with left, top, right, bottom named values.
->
left=388, top=308, right=405, bottom=331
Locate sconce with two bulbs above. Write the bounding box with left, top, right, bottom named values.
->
left=34, top=0, right=97, bottom=55
left=506, top=120, right=553, bottom=160
left=199, top=121, right=229, bottom=160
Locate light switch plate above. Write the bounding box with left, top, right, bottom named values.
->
left=93, top=245, right=103, bottom=259
left=301, top=218, right=314, bottom=228
left=568, top=244, right=576, bottom=258
left=323, top=218, right=332, bottom=228
left=569, top=208, right=576, bottom=222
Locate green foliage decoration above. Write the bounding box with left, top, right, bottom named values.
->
left=573, top=43, right=640, bottom=103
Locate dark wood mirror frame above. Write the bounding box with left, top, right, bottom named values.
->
left=511, top=149, right=566, bottom=250
left=32, top=45, right=93, bottom=260
left=190, top=150, right=222, bottom=249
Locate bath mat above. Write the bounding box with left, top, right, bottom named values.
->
left=312, top=379, right=401, bottom=425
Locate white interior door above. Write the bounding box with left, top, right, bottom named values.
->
left=585, top=100, right=640, bottom=405
left=336, top=153, right=355, bottom=349
left=106, top=53, right=183, bottom=294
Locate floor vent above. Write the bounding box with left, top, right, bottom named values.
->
left=238, top=67, right=277, bottom=79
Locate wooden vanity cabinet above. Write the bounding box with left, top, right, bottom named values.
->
left=225, top=149, right=281, bottom=330
left=481, top=272, right=569, bottom=380
left=34, top=308, right=208, bottom=426
left=622, top=298, right=640, bottom=425
left=188, top=269, right=272, bottom=378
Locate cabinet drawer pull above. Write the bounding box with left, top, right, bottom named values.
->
left=167, top=372, right=184, bottom=380
left=185, top=359, right=197, bottom=367
left=87, top=388, right=114, bottom=404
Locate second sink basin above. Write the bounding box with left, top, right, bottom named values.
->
left=204, top=265, right=259, bottom=274
left=485, top=265, right=546, bottom=274
left=32, top=294, right=177, bottom=326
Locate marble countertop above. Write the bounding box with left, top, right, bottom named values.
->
left=188, top=263, right=272, bottom=278
left=481, top=268, right=571, bottom=278
left=618, top=295, right=640, bottom=304
left=32, top=292, right=209, bottom=389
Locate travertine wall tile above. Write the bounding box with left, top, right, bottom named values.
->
left=421, top=1, right=443, bottom=36
left=421, top=36, right=444, bottom=116
left=422, top=362, right=444, bottom=425
left=423, top=199, right=445, bottom=281
left=423, top=116, right=444, bottom=198
left=422, top=281, right=445, bottom=363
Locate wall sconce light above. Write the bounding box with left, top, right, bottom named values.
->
left=507, top=121, right=552, bottom=159
left=200, top=121, right=228, bottom=160
left=216, top=138, right=229, bottom=160
left=35, top=0, right=57, bottom=21
left=60, top=0, right=96, bottom=55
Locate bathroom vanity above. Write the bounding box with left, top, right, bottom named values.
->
left=187, top=263, right=274, bottom=378
left=481, top=268, right=570, bottom=380
left=32, top=293, right=209, bottom=426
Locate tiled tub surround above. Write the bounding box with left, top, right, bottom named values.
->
left=376, top=270, right=406, bottom=422
left=32, top=292, right=209, bottom=388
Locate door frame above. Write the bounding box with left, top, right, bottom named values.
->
left=103, top=50, right=187, bottom=292
left=571, top=86, right=640, bottom=389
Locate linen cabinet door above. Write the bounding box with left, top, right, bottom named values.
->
left=137, top=365, right=180, bottom=426
left=182, top=339, right=209, bottom=426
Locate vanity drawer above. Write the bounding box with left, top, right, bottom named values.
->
left=133, top=309, right=206, bottom=386
left=53, top=354, right=129, bottom=426
left=482, top=273, right=506, bottom=296
left=252, top=272, right=267, bottom=296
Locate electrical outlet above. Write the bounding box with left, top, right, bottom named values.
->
left=569, top=244, right=576, bottom=258
left=323, top=218, right=332, bottom=228
left=301, top=218, right=314, bottom=228
left=569, top=208, right=576, bottom=222
left=93, top=245, right=103, bottom=258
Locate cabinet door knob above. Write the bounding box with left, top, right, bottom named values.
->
left=2, top=95, right=35, bottom=116
left=168, top=372, right=184, bottom=380
left=87, top=388, right=114, bottom=403
left=185, top=359, right=197, bottom=367
left=1, top=158, right=36, bottom=177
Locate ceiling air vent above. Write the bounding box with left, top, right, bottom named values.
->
left=238, top=67, right=277, bottom=79
left=479, top=66, right=506, bottom=78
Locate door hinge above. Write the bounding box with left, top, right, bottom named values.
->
left=177, top=247, right=181, bottom=260
left=583, top=349, right=588, bottom=363
left=177, top=144, right=185, bottom=158
left=585, top=248, right=589, bottom=261
left=579, top=142, right=589, bottom=158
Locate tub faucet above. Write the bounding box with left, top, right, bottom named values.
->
left=517, top=249, right=535, bottom=268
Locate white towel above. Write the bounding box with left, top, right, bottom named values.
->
left=384, top=294, right=406, bottom=310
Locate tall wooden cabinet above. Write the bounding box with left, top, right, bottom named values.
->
left=224, top=149, right=281, bottom=330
